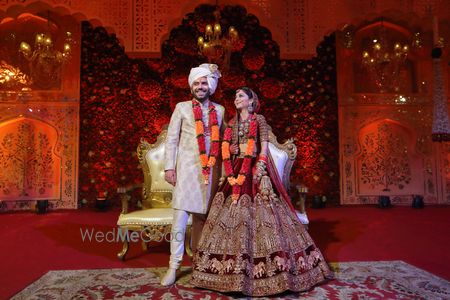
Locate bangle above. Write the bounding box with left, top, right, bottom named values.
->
left=256, top=160, right=266, bottom=171
left=258, top=155, right=268, bottom=163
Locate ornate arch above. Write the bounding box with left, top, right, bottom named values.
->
left=0, top=1, right=123, bottom=45
left=163, top=0, right=284, bottom=53
left=355, top=118, right=424, bottom=196
left=0, top=116, right=62, bottom=201
left=1, top=0, right=286, bottom=56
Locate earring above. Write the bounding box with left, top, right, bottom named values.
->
left=248, top=102, right=254, bottom=113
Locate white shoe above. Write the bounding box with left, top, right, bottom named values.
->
left=160, top=268, right=177, bottom=286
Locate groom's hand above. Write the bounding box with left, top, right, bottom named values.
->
left=165, top=169, right=177, bottom=186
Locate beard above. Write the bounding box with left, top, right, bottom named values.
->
left=192, top=88, right=211, bottom=102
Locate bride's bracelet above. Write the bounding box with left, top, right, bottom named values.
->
left=256, top=160, right=266, bottom=170
left=258, top=155, right=268, bottom=164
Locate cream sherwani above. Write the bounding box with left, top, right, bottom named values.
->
left=165, top=100, right=225, bottom=214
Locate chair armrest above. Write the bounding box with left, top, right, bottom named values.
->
left=117, top=184, right=143, bottom=214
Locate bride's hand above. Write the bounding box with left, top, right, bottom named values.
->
left=230, top=144, right=239, bottom=155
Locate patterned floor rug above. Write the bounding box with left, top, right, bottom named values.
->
left=12, top=261, right=450, bottom=299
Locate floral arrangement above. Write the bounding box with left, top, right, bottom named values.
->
left=79, top=4, right=339, bottom=207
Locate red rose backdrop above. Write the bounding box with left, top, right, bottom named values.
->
left=79, top=4, right=339, bottom=207
left=79, top=24, right=168, bottom=206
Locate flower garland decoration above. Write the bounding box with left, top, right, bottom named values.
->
left=193, top=100, right=220, bottom=184
left=222, top=114, right=258, bottom=201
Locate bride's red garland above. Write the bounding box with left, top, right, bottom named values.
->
left=222, top=114, right=258, bottom=201
left=193, top=100, right=220, bottom=184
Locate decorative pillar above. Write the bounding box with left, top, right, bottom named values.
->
left=431, top=16, right=450, bottom=142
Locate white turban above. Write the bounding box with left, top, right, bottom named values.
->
left=188, top=63, right=222, bottom=95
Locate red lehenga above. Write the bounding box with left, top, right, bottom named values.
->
left=191, top=115, right=332, bottom=297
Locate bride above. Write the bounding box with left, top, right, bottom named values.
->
left=190, top=87, right=332, bottom=296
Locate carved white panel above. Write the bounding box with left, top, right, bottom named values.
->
left=143, top=0, right=177, bottom=52
left=0, top=101, right=79, bottom=210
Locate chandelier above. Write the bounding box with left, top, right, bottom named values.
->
left=361, top=20, right=409, bottom=93
left=18, top=14, right=73, bottom=89
left=197, top=4, right=239, bottom=70
left=0, top=61, right=31, bottom=88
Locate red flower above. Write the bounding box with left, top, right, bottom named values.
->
left=221, top=71, right=247, bottom=89
left=138, top=80, right=162, bottom=101
left=259, top=77, right=283, bottom=99
left=224, top=160, right=233, bottom=175
left=242, top=48, right=265, bottom=71
left=172, top=35, right=198, bottom=56
left=231, top=36, right=246, bottom=52
left=197, top=136, right=206, bottom=151
left=193, top=104, right=203, bottom=120
left=224, top=128, right=232, bottom=141
left=170, top=72, right=188, bottom=89
left=241, top=158, right=252, bottom=174
left=210, top=141, right=220, bottom=155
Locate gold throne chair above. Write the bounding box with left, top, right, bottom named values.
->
left=117, top=126, right=308, bottom=260
left=267, top=131, right=309, bottom=226
left=116, top=128, right=192, bottom=260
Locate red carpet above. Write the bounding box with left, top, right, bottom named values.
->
left=1, top=206, right=449, bottom=299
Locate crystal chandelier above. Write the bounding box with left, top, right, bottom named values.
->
left=0, top=61, right=31, bottom=88
left=19, top=32, right=73, bottom=60
left=18, top=14, right=73, bottom=89
left=197, top=4, right=239, bottom=70
left=361, top=20, right=409, bottom=93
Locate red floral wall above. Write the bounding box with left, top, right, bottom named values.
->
left=79, top=4, right=339, bottom=207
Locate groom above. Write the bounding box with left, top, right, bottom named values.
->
left=161, top=63, right=225, bottom=286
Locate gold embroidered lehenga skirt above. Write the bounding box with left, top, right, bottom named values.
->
left=191, top=158, right=333, bottom=296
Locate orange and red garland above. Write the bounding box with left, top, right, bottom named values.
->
left=193, top=100, right=220, bottom=184
left=222, top=115, right=258, bottom=201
